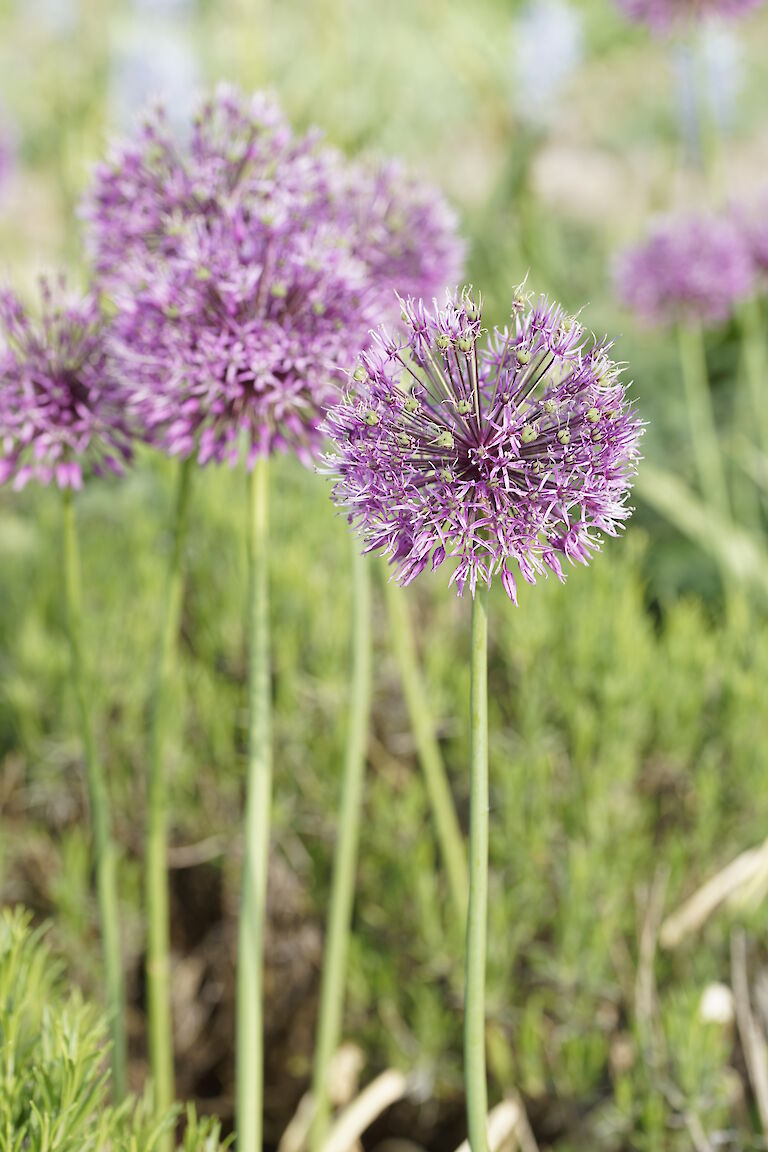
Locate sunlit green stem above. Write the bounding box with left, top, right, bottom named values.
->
left=236, top=456, right=273, bottom=1152
left=310, top=542, right=372, bottom=1152
left=677, top=321, right=730, bottom=519
left=465, top=584, right=489, bottom=1152
left=738, top=295, right=768, bottom=459
left=146, top=458, right=193, bottom=1138
left=382, top=570, right=468, bottom=922
left=62, top=489, right=127, bottom=1099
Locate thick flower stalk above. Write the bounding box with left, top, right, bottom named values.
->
left=325, top=285, right=641, bottom=1151
left=326, top=288, right=641, bottom=603
left=0, top=279, right=131, bottom=1098
left=615, top=0, right=763, bottom=32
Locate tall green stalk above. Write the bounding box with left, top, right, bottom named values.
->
left=61, top=489, right=127, bottom=1099
left=465, top=584, right=489, bottom=1152
left=382, top=571, right=468, bottom=921
left=310, top=543, right=372, bottom=1152
left=738, top=295, right=768, bottom=459
left=677, top=321, right=730, bottom=519
left=146, top=458, right=193, bottom=1138
left=236, top=456, right=273, bottom=1152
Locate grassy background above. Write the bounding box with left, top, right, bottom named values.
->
left=2, top=0, right=768, bottom=1148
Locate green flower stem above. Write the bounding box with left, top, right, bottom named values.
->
left=465, top=583, right=489, bottom=1152
left=62, top=489, right=127, bottom=1099
left=310, top=542, right=372, bottom=1152
left=146, top=457, right=193, bottom=1137
left=236, top=455, right=273, bottom=1152
left=382, top=570, right=468, bottom=921
left=738, top=295, right=768, bottom=458
left=677, top=321, right=730, bottom=519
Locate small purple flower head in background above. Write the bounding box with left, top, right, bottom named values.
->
left=0, top=279, right=132, bottom=491
left=614, top=213, right=754, bottom=327
left=732, top=189, right=768, bottom=279
left=83, top=86, right=464, bottom=469
left=338, top=158, right=465, bottom=313
left=324, top=287, right=642, bottom=603
left=615, top=0, right=763, bottom=32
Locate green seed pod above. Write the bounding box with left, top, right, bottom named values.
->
left=516, top=348, right=531, bottom=366
left=435, top=430, right=454, bottom=450
left=353, top=366, right=368, bottom=384
left=586, top=407, right=600, bottom=423
left=457, top=399, right=472, bottom=415
left=404, top=396, right=419, bottom=414
left=363, top=410, right=380, bottom=427
left=543, top=398, right=557, bottom=415
left=436, top=333, right=451, bottom=350
left=270, top=282, right=288, bottom=298
left=521, top=423, right=537, bottom=443
left=557, top=428, right=571, bottom=445
left=457, top=335, right=473, bottom=353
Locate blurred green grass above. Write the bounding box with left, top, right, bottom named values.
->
left=2, top=0, right=768, bottom=1147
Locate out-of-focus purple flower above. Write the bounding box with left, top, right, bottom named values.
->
left=338, top=157, right=465, bottom=314
left=614, top=213, right=754, bottom=326
left=733, top=190, right=768, bottom=277
left=323, top=287, right=642, bottom=602
left=0, top=279, right=132, bottom=491
left=83, top=86, right=463, bottom=468
left=616, top=0, right=762, bottom=32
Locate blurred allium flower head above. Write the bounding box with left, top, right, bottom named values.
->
left=616, top=0, right=762, bottom=31
left=338, top=158, right=465, bottom=312
left=83, top=86, right=463, bottom=468
left=732, top=190, right=768, bottom=277
left=324, top=287, right=642, bottom=602
left=0, top=279, right=132, bottom=491
left=512, top=0, right=584, bottom=127
left=615, top=213, right=754, bottom=326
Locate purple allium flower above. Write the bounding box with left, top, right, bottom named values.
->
left=614, top=213, right=754, bottom=327
left=83, top=86, right=463, bottom=468
left=616, top=0, right=762, bottom=32
left=733, top=190, right=768, bottom=278
left=323, top=288, right=642, bottom=603
left=0, top=279, right=132, bottom=491
left=338, top=158, right=465, bottom=310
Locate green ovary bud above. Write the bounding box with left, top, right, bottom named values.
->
left=363, top=410, right=380, bottom=426
left=434, top=430, right=454, bottom=450
left=404, top=396, right=419, bottom=414
left=457, top=335, right=473, bottom=353
left=464, top=300, right=480, bottom=322
left=396, top=432, right=410, bottom=448
left=516, top=348, right=531, bottom=366
left=586, top=407, right=600, bottom=423
left=270, top=282, right=288, bottom=298
left=543, top=399, right=557, bottom=415
left=557, top=428, right=571, bottom=445
left=353, top=366, right=368, bottom=384
left=439, top=467, right=453, bottom=482
left=436, top=333, right=451, bottom=350
left=401, top=309, right=410, bottom=322
left=521, top=423, right=537, bottom=443
left=457, top=399, right=472, bottom=415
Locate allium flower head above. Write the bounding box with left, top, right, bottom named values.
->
left=733, top=190, right=768, bottom=277
left=324, top=287, right=642, bottom=602
left=616, top=0, right=762, bottom=32
left=0, top=279, right=132, bottom=491
left=338, top=158, right=465, bottom=308
left=83, top=86, right=463, bottom=468
left=615, top=213, right=753, bottom=327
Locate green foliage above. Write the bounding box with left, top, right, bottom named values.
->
left=0, top=908, right=229, bottom=1152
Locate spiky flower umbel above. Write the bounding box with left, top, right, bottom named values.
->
left=616, top=0, right=763, bottom=31
left=324, top=288, right=642, bottom=603
left=0, top=279, right=132, bottom=490
left=615, top=213, right=754, bottom=327
left=83, top=86, right=463, bottom=468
